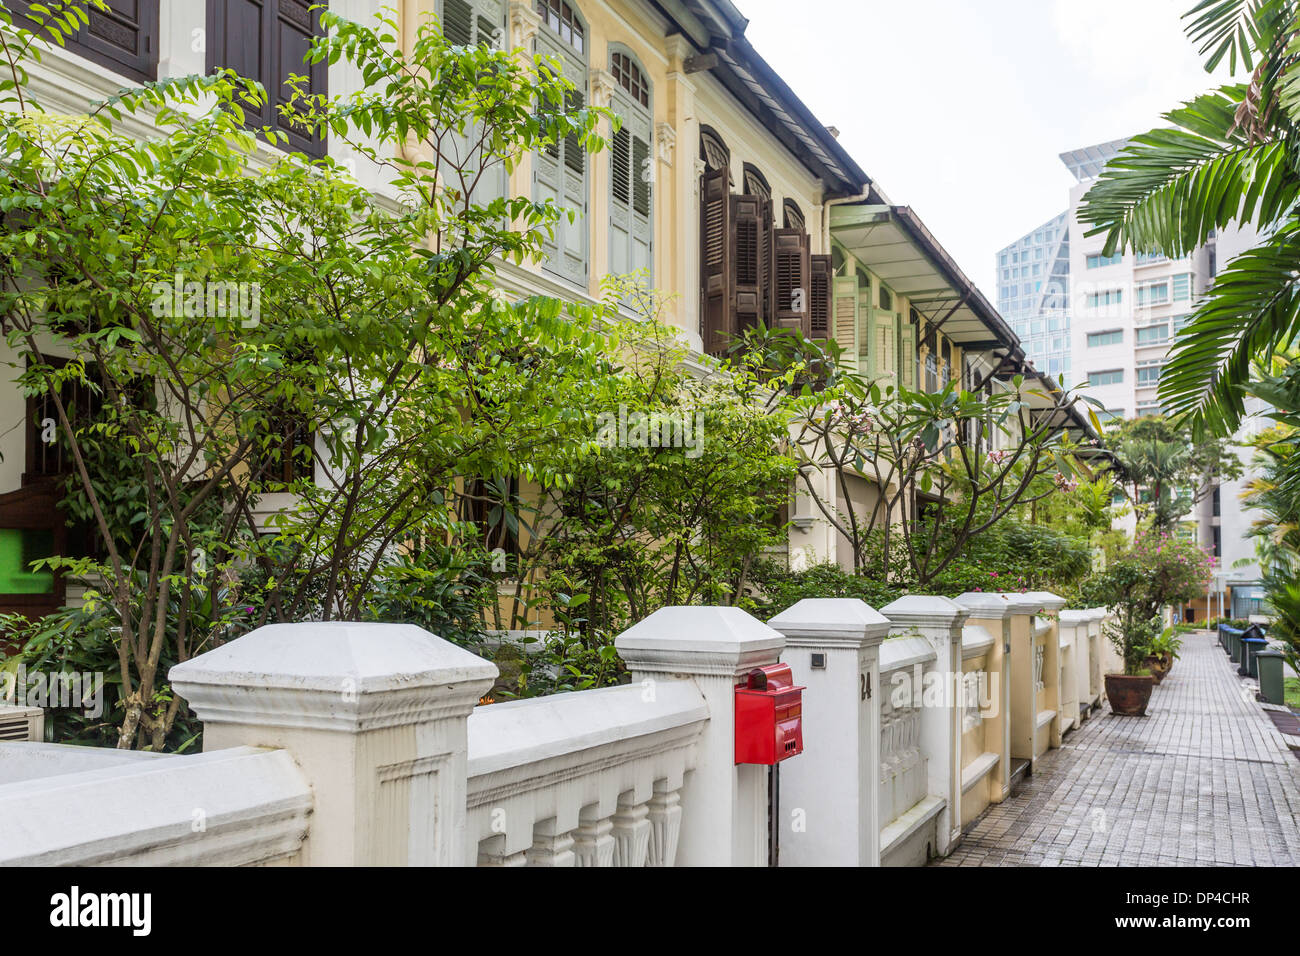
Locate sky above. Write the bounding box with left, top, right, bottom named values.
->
left=736, top=0, right=1230, bottom=295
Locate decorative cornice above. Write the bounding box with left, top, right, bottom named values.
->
left=509, top=1, right=542, bottom=49
left=655, top=122, right=676, bottom=166
left=589, top=68, right=618, bottom=110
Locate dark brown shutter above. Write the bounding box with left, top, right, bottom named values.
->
left=772, top=229, right=811, bottom=335
left=809, top=254, right=831, bottom=340
left=731, top=194, right=766, bottom=339
left=700, top=165, right=732, bottom=356
left=9, top=0, right=158, bottom=81
left=208, top=0, right=327, bottom=158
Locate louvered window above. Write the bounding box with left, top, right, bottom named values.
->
left=700, top=165, right=732, bottom=355
left=436, top=0, right=507, bottom=207
left=207, top=0, right=328, bottom=158
left=809, top=255, right=831, bottom=339
left=608, top=48, right=652, bottom=280
left=534, top=0, right=588, bottom=285
left=9, top=0, right=158, bottom=82
left=772, top=229, right=810, bottom=335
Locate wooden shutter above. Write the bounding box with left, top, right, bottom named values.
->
left=809, top=255, right=832, bottom=341
left=439, top=0, right=507, bottom=206
left=609, top=84, right=652, bottom=278
left=874, top=310, right=898, bottom=381
left=700, top=165, right=732, bottom=356
left=901, top=313, right=918, bottom=388
left=833, top=276, right=859, bottom=374
left=878, top=308, right=899, bottom=379
left=731, top=194, right=766, bottom=338
left=534, top=23, right=587, bottom=285
left=208, top=0, right=328, bottom=158
left=772, top=229, right=811, bottom=335
left=857, top=283, right=873, bottom=373
left=9, top=0, right=158, bottom=81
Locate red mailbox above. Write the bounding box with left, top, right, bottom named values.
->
left=734, top=662, right=804, bottom=765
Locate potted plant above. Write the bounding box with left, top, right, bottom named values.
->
left=1080, top=531, right=1213, bottom=716
left=1148, top=628, right=1183, bottom=680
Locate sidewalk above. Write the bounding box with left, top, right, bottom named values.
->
left=935, top=630, right=1300, bottom=866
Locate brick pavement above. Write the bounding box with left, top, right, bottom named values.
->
left=934, top=629, right=1300, bottom=866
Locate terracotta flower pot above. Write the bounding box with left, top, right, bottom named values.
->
left=1106, top=673, right=1155, bottom=716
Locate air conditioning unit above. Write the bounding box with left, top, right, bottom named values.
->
left=0, top=704, right=44, bottom=742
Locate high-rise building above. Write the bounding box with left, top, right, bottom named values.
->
left=998, top=137, right=1264, bottom=611
left=994, top=211, right=1071, bottom=385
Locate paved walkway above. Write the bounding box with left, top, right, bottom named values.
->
left=935, top=630, right=1300, bottom=866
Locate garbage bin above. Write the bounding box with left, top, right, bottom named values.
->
left=1256, top=645, right=1286, bottom=705
left=1241, top=637, right=1268, bottom=678
left=1226, top=626, right=1243, bottom=663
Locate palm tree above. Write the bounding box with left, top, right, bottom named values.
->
left=1077, top=0, right=1300, bottom=436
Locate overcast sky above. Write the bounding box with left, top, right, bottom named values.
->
left=736, top=0, right=1231, bottom=294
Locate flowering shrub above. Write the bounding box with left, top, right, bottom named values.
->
left=1079, top=530, right=1215, bottom=674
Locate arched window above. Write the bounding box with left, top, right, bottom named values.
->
left=742, top=164, right=771, bottom=203
left=534, top=0, right=588, bottom=285
left=608, top=47, right=653, bottom=279
left=783, top=199, right=805, bottom=232
left=700, top=126, right=731, bottom=184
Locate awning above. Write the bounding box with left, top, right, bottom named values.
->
left=829, top=203, right=1022, bottom=355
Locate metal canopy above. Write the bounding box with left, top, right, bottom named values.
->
left=829, top=203, right=1020, bottom=352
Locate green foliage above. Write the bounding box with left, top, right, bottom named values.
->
left=1077, top=0, right=1300, bottom=433
left=1079, top=531, right=1216, bottom=674
left=1103, top=415, right=1243, bottom=530
left=744, top=561, right=899, bottom=620
left=786, top=357, right=1092, bottom=584
left=0, top=2, right=611, bottom=747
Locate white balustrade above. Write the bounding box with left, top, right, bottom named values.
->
left=464, top=680, right=705, bottom=867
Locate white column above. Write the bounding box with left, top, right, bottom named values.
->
left=880, top=595, right=970, bottom=856
left=170, top=622, right=497, bottom=867
left=768, top=598, right=890, bottom=867
left=616, top=606, right=784, bottom=867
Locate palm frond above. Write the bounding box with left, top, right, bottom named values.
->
left=1183, top=0, right=1287, bottom=73
left=1159, top=218, right=1300, bottom=433
left=1077, top=85, right=1299, bottom=258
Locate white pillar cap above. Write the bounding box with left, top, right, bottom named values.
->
left=880, top=594, right=970, bottom=630
left=615, top=606, right=784, bottom=677
left=768, top=598, right=891, bottom=649
left=1022, top=591, right=1068, bottom=613
left=170, top=622, right=498, bottom=732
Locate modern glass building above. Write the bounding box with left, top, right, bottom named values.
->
left=994, top=211, right=1071, bottom=385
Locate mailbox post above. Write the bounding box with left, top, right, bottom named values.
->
left=769, top=599, right=891, bottom=867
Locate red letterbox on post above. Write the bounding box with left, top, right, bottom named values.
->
left=735, top=662, right=804, bottom=765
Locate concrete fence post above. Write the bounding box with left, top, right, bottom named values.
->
left=615, top=606, right=784, bottom=866
left=880, top=595, right=970, bottom=856
left=768, top=598, right=891, bottom=867
left=170, top=622, right=497, bottom=866
left=954, top=593, right=1016, bottom=801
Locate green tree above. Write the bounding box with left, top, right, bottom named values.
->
left=0, top=1, right=608, bottom=747
left=1104, top=415, right=1243, bottom=531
